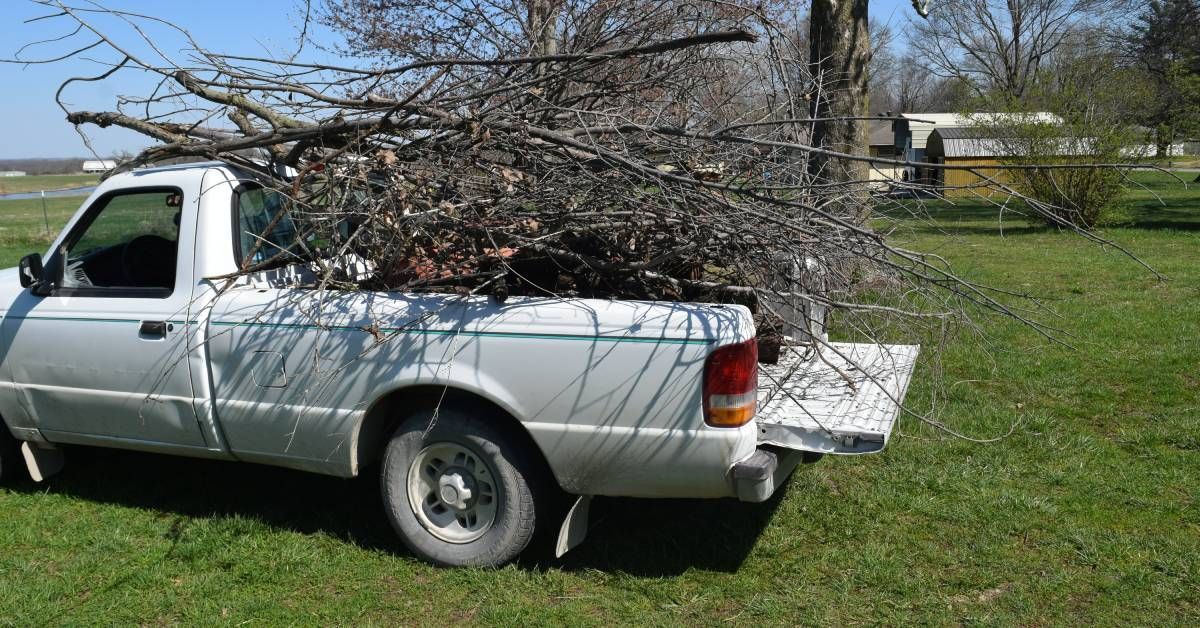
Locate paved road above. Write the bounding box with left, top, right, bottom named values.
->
left=0, top=186, right=95, bottom=201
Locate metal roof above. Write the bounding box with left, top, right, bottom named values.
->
left=868, top=120, right=894, bottom=147
left=897, top=112, right=1061, bottom=150
left=933, top=127, right=992, bottom=140
left=928, top=133, right=1007, bottom=159
left=927, top=127, right=1090, bottom=159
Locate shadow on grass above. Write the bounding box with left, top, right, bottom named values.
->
left=530, top=481, right=788, bottom=575
left=1119, top=204, right=1200, bottom=231
left=8, top=444, right=787, bottom=576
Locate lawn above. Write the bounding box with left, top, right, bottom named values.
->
left=0, top=196, right=83, bottom=264
left=0, top=174, right=97, bottom=196
left=0, top=175, right=1197, bottom=624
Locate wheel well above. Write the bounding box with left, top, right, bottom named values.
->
left=353, top=385, right=556, bottom=485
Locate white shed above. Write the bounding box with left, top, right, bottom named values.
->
left=82, top=160, right=117, bottom=173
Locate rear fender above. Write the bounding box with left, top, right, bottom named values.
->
left=351, top=383, right=561, bottom=489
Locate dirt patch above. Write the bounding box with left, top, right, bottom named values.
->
left=950, top=582, right=1015, bottom=605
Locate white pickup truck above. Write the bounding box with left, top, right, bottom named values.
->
left=0, top=163, right=918, bottom=566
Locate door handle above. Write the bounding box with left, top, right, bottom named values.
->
left=139, top=321, right=169, bottom=338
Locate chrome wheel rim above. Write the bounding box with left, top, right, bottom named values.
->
left=407, top=442, right=500, bottom=543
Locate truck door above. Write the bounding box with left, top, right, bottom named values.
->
left=1, top=186, right=207, bottom=448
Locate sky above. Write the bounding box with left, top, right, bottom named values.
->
left=0, top=0, right=917, bottom=159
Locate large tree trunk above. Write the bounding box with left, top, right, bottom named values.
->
left=808, top=0, right=872, bottom=221
left=528, top=0, right=560, bottom=57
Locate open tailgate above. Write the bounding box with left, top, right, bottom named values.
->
left=756, top=342, right=920, bottom=455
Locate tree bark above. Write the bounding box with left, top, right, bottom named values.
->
left=808, top=0, right=871, bottom=219
left=528, top=0, right=560, bottom=57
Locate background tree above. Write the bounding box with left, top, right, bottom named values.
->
left=908, top=0, right=1134, bottom=104
left=0, top=158, right=84, bottom=175
left=974, top=29, right=1147, bottom=228
left=873, top=51, right=972, bottom=113
left=885, top=51, right=933, bottom=112
left=1126, top=0, right=1200, bottom=160
left=807, top=0, right=871, bottom=219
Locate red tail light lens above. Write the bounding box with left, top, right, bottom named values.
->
left=703, top=338, right=758, bottom=427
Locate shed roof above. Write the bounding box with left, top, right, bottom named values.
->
left=927, top=127, right=1092, bottom=159
left=927, top=129, right=1007, bottom=159
left=868, top=120, right=894, bottom=147
left=897, top=112, right=1061, bottom=150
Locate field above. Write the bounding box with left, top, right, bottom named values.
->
left=0, top=174, right=1197, bottom=624
left=0, top=174, right=97, bottom=196
left=0, top=196, right=82, bottom=264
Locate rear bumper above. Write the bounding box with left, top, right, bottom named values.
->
left=730, top=448, right=808, bottom=502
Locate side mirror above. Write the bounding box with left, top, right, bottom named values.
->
left=18, top=253, right=43, bottom=289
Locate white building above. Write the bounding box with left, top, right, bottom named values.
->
left=82, top=160, right=117, bottom=173
left=1124, top=128, right=1186, bottom=158
left=0, top=171, right=26, bottom=177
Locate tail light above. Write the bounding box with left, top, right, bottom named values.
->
left=703, top=338, right=758, bottom=427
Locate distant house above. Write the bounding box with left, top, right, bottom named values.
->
left=892, top=112, right=1061, bottom=184
left=0, top=170, right=26, bottom=177
left=868, top=120, right=898, bottom=158
left=1126, top=127, right=1185, bottom=158
left=82, top=159, right=117, bottom=173
left=867, top=120, right=902, bottom=187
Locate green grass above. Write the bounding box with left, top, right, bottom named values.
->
left=1, top=176, right=1198, bottom=624
left=0, top=174, right=97, bottom=196
left=0, top=196, right=84, bottom=263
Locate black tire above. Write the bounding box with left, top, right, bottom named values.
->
left=0, top=424, right=24, bottom=483
left=379, top=404, right=546, bottom=567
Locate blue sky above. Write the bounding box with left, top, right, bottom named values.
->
left=0, top=0, right=917, bottom=159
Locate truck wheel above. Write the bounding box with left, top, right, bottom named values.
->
left=379, top=405, right=544, bottom=567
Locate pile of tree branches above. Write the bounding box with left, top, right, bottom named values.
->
left=13, top=0, right=1138, bottom=349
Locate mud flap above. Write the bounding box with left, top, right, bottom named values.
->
left=555, top=495, right=592, bottom=558
left=21, top=441, right=64, bottom=482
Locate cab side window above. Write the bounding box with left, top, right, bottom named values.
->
left=235, top=186, right=299, bottom=268
left=61, top=190, right=182, bottom=293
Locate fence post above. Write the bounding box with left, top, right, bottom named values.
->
left=41, top=190, right=50, bottom=234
